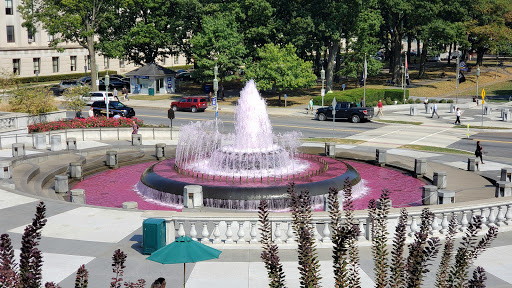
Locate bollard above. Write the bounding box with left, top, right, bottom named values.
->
left=12, top=143, right=25, bottom=157
left=483, top=106, right=491, bottom=115
left=69, top=162, right=83, bottom=179
left=410, top=106, right=418, bottom=116
left=131, top=134, right=142, bottom=146
left=324, top=142, right=336, bottom=157
left=66, top=137, right=77, bottom=150
left=70, top=189, right=85, bottom=204
left=495, top=181, right=512, bottom=198
left=450, top=104, right=456, bottom=113
left=438, top=189, right=455, bottom=204
left=503, top=109, right=510, bottom=122
left=422, top=185, right=438, bottom=205
left=156, top=143, right=166, bottom=160
left=433, top=171, right=447, bottom=189
left=54, top=175, right=68, bottom=193
left=415, top=159, right=427, bottom=177
left=34, top=134, right=46, bottom=149
left=106, top=151, right=118, bottom=168
left=122, top=201, right=138, bottom=209
left=50, top=135, right=62, bottom=151
left=376, top=149, right=387, bottom=167
left=467, top=158, right=476, bottom=171
left=183, top=185, right=203, bottom=209
left=0, top=161, right=12, bottom=179
left=501, top=168, right=512, bottom=182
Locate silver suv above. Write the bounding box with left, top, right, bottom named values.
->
left=83, top=91, right=116, bottom=105
left=57, top=80, right=81, bottom=95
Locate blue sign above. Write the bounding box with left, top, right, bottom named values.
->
left=134, top=75, right=149, bottom=79
left=215, top=111, right=218, bottom=118
left=342, top=84, right=346, bottom=89
left=285, top=94, right=287, bottom=99
left=212, top=98, right=217, bottom=106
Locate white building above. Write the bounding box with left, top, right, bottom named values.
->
left=0, top=0, right=186, bottom=78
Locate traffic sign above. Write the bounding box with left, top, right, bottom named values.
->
left=212, top=97, right=217, bottom=106
left=332, top=97, right=337, bottom=116
left=481, top=88, right=486, bottom=104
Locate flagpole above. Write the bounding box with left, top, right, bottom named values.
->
left=404, top=53, right=407, bottom=104
left=363, top=53, right=367, bottom=107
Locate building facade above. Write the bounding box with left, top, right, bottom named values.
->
left=0, top=0, right=186, bottom=78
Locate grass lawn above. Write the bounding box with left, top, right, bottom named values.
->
left=301, top=138, right=366, bottom=145
left=399, top=144, right=472, bottom=155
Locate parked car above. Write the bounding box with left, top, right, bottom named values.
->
left=176, top=72, right=193, bottom=81
left=83, top=91, right=116, bottom=105
left=77, top=76, right=92, bottom=85
left=315, top=102, right=374, bottom=123
left=176, top=69, right=187, bottom=74
left=99, top=78, right=126, bottom=90
left=91, top=100, right=135, bottom=118
left=57, top=80, right=81, bottom=94
left=170, top=97, right=208, bottom=112
left=427, top=55, right=441, bottom=62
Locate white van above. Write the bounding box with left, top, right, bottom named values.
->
left=83, top=91, right=116, bottom=105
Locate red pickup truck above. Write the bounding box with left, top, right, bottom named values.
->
left=170, top=97, right=208, bottom=113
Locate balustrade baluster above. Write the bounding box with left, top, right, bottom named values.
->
left=471, top=209, right=480, bottom=224
left=451, top=212, right=459, bottom=233
left=488, top=207, right=497, bottom=227
left=190, top=222, right=198, bottom=241
left=358, top=219, right=367, bottom=241
left=286, top=222, right=295, bottom=244
left=506, top=205, right=512, bottom=225
left=409, top=216, right=418, bottom=237
left=497, top=206, right=506, bottom=227
left=460, top=211, right=469, bottom=232
left=201, top=222, right=210, bottom=244
left=274, top=222, right=283, bottom=244
left=250, top=221, right=258, bottom=244
left=213, top=222, right=221, bottom=244
left=431, top=214, right=440, bottom=235
left=440, top=213, right=449, bottom=234
left=225, top=221, right=234, bottom=244
left=322, top=221, right=331, bottom=243
left=177, top=222, right=185, bottom=237
left=237, top=221, right=246, bottom=244
left=480, top=208, right=488, bottom=228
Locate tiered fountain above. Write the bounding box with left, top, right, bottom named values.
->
left=138, top=80, right=361, bottom=210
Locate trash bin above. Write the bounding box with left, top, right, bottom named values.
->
left=143, top=218, right=166, bottom=254
left=148, top=87, right=155, bottom=96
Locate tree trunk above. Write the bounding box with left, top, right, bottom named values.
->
left=87, top=35, right=98, bottom=91
left=326, top=41, right=340, bottom=91
left=335, top=48, right=342, bottom=83
left=418, top=41, right=428, bottom=78
left=477, top=49, right=485, bottom=66
left=407, top=35, right=412, bottom=61
left=416, top=39, right=420, bottom=58
left=447, top=43, right=452, bottom=65
left=315, top=50, right=321, bottom=75
left=391, top=26, right=402, bottom=83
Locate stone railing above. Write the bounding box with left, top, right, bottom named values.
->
left=0, top=111, right=67, bottom=130
left=143, top=197, right=512, bottom=247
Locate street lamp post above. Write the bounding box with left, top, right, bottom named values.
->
left=456, top=55, right=460, bottom=104
left=477, top=67, right=482, bottom=126
left=105, top=73, right=110, bottom=119
left=401, top=65, right=405, bottom=104
left=320, top=68, right=325, bottom=106
left=213, top=64, right=219, bottom=130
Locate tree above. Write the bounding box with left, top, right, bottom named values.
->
left=190, top=13, right=247, bottom=89
left=62, top=86, right=90, bottom=117
left=9, top=87, right=57, bottom=115
left=245, top=44, right=316, bottom=105
left=18, top=0, right=119, bottom=91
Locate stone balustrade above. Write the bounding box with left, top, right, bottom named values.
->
left=150, top=198, right=512, bottom=246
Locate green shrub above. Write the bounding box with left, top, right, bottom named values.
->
left=430, top=99, right=438, bottom=103
left=439, top=99, right=446, bottom=103
left=407, top=98, right=415, bottom=104
left=415, top=99, right=422, bottom=104
left=447, top=99, right=454, bottom=103
left=385, top=98, right=393, bottom=105
left=312, top=88, right=409, bottom=106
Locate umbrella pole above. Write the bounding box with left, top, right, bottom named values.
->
left=183, top=263, right=186, bottom=288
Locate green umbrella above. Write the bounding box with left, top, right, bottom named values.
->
left=146, top=236, right=222, bottom=287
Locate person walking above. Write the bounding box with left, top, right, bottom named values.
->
left=122, top=86, right=129, bottom=101
left=131, top=120, right=139, bottom=134
left=88, top=107, right=94, bottom=118
left=424, top=97, right=429, bottom=113
left=308, top=98, right=314, bottom=114
left=113, top=88, right=118, bottom=100
left=377, top=99, right=383, bottom=117
left=454, top=107, right=462, bottom=125
left=475, top=141, right=484, bottom=164
left=431, top=103, right=439, bottom=118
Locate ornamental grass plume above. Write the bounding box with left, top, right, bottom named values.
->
left=369, top=189, right=391, bottom=288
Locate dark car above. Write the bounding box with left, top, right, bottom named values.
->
left=176, top=72, right=193, bottom=81
left=77, top=76, right=91, bottom=85
left=315, top=102, right=374, bottom=123
left=91, top=101, right=135, bottom=118
left=57, top=80, right=81, bottom=94
left=99, top=78, right=126, bottom=90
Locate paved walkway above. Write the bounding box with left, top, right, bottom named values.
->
left=2, top=101, right=512, bottom=287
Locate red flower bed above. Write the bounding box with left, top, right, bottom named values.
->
left=28, top=117, right=144, bottom=133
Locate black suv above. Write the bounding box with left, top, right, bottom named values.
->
left=91, top=101, right=136, bottom=118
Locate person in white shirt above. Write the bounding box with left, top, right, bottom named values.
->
left=88, top=107, right=94, bottom=118
left=454, top=108, right=462, bottom=124
left=431, top=103, right=439, bottom=118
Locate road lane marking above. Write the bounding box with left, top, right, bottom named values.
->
left=471, top=138, right=512, bottom=144
left=366, top=129, right=403, bottom=142
left=408, top=128, right=452, bottom=144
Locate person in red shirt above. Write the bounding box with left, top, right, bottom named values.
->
left=377, top=99, right=383, bottom=117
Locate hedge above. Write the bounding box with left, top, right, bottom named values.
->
left=313, top=88, right=410, bottom=107
left=16, top=70, right=118, bottom=84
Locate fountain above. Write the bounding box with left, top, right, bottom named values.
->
left=137, top=80, right=362, bottom=210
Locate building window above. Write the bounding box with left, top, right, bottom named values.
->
left=52, top=57, right=59, bottom=73
left=28, top=29, right=35, bottom=43
left=13, top=59, right=20, bottom=75
left=70, top=56, right=77, bottom=71
left=48, top=34, right=54, bottom=42
left=5, top=0, right=13, bottom=15
left=119, top=59, right=125, bottom=68
left=104, top=56, right=109, bottom=69
left=33, top=58, right=40, bottom=74
left=174, top=56, right=179, bottom=64
left=6, top=26, right=15, bottom=43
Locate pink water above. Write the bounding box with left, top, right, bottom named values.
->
left=72, top=160, right=424, bottom=211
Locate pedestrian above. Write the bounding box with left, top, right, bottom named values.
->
left=360, top=97, right=365, bottom=107
left=475, top=141, right=484, bottom=164
left=150, top=281, right=161, bottom=288
left=131, top=120, right=138, bottom=134
left=377, top=99, right=383, bottom=117
left=156, top=278, right=166, bottom=288
left=208, top=91, right=212, bottom=102
left=122, top=86, right=129, bottom=101
left=431, top=103, right=439, bottom=118
left=454, top=107, right=462, bottom=125
left=424, top=97, right=429, bottom=113
left=309, top=98, right=314, bottom=114
left=88, top=107, right=94, bottom=118
left=113, top=88, right=118, bottom=100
